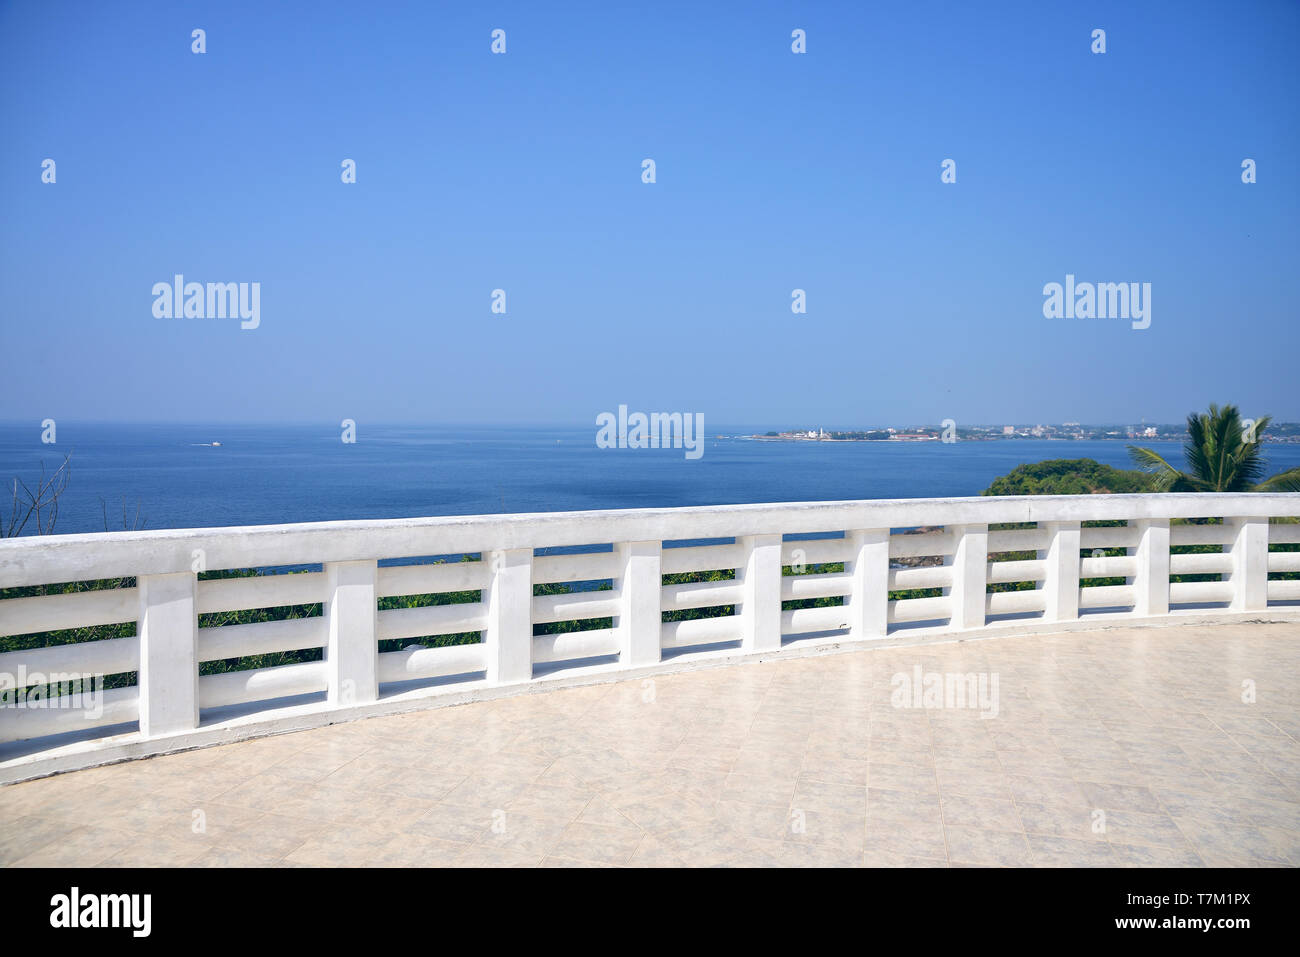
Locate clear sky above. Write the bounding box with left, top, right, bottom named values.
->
left=1, top=0, right=1296, bottom=429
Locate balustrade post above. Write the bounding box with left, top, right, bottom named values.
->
left=947, top=524, right=988, bottom=630
left=484, top=548, right=533, bottom=684
left=616, top=541, right=662, bottom=667
left=739, top=534, right=783, bottom=653
left=1040, top=521, right=1081, bottom=622
left=1228, top=517, right=1269, bottom=611
left=136, top=571, right=199, bottom=737
left=846, top=529, right=889, bottom=639
left=1132, top=518, right=1170, bottom=616
left=324, top=560, right=378, bottom=707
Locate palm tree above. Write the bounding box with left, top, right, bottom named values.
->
left=1128, top=404, right=1300, bottom=492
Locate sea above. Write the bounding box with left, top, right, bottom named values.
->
left=2, top=423, right=1299, bottom=536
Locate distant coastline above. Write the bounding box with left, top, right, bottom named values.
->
left=751, top=424, right=1300, bottom=444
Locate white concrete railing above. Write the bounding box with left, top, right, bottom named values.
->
left=1, top=493, right=1298, bottom=779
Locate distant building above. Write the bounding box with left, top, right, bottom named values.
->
left=1003, top=426, right=1015, bottom=435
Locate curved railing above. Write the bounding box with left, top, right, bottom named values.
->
left=1, top=492, right=1298, bottom=781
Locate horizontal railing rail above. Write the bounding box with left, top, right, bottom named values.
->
left=1, top=493, right=1298, bottom=775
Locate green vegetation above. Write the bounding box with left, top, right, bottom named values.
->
left=1129, top=403, right=1300, bottom=492
left=979, top=459, right=1141, bottom=592
left=662, top=567, right=735, bottom=622
left=0, top=577, right=138, bottom=691
left=983, top=458, right=1153, bottom=496
left=3, top=567, right=329, bottom=696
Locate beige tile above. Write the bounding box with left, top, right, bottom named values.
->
left=1109, top=842, right=1205, bottom=867
left=860, top=848, right=948, bottom=867
left=864, top=817, right=948, bottom=859
left=654, top=823, right=756, bottom=866
left=550, top=822, right=643, bottom=865
left=788, top=808, right=866, bottom=851
left=1103, top=809, right=1189, bottom=848
left=539, top=854, right=615, bottom=868
left=1005, top=774, right=1090, bottom=808
left=944, top=826, right=1032, bottom=866
left=868, top=762, right=938, bottom=794
left=283, top=824, right=397, bottom=866
left=714, top=799, right=792, bottom=841
left=1015, top=802, right=1105, bottom=842
left=1077, top=781, right=1164, bottom=814
left=940, top=794, right=1022, bottom=832
left=575, top=795, right=640, bottom=829
left=141, top=801, right=265, bottom=842
left=868, top=786, right=941, bottom=823
left=213, top=812, right=324, bottom=859
left=208, top=772, right=306, bottom=810
left=477, top=811, right=568, bottom=857
left=730, top=748, right=803, bottom=778
left=0, top=816, right=78, bottom=866
left=1026, top=834, right=1117, bottom=867
left=99, top=833, right=210, bottom=867
left=191, top=847, right=283, bottom=867
left=507, top=782, right=595, bottom=821
left=440, top=773, right=532, bottom=808
left=626, top=833, right=688, bottom=867
left=1174, top=818, right=1292, bottom=864
left=612, top=793, right=714, bottom=833
left=404, top=803, right=495, bottom=844
left=800, top=754, right=869, bottom=786
left=936, top=766, right=1013, bottom=801
left=792, top=777, right=868, bottom=815
left=454, top=844, right=543, bottom=867
left=719, top=771, right=796, bottom=808
left=9, top=825, right=136, bottom=867
left=748, top=838, right=863, bottom=868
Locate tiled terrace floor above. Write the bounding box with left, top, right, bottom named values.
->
left=2, top=621, right=1299, bottom=867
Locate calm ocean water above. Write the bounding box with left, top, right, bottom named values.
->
left=3, top=423, right=1299, bottom=535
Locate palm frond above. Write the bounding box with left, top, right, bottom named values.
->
left=1127, top=445, right=1184, bottom=492
left=1255, top=467, right=1300, bottom=493
left=1179, top=403, right=1271, bottom=491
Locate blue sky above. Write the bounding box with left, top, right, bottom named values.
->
left=1, top=0, right=1297, bottom=429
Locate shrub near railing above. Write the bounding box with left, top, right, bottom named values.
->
left=662, top=567, right=737, bottom=624
left=0, top=577, right=137, bottom=697
left=1268, top=517, right=1299, bottom=585
left=197, top=568, right=324, bottom=676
